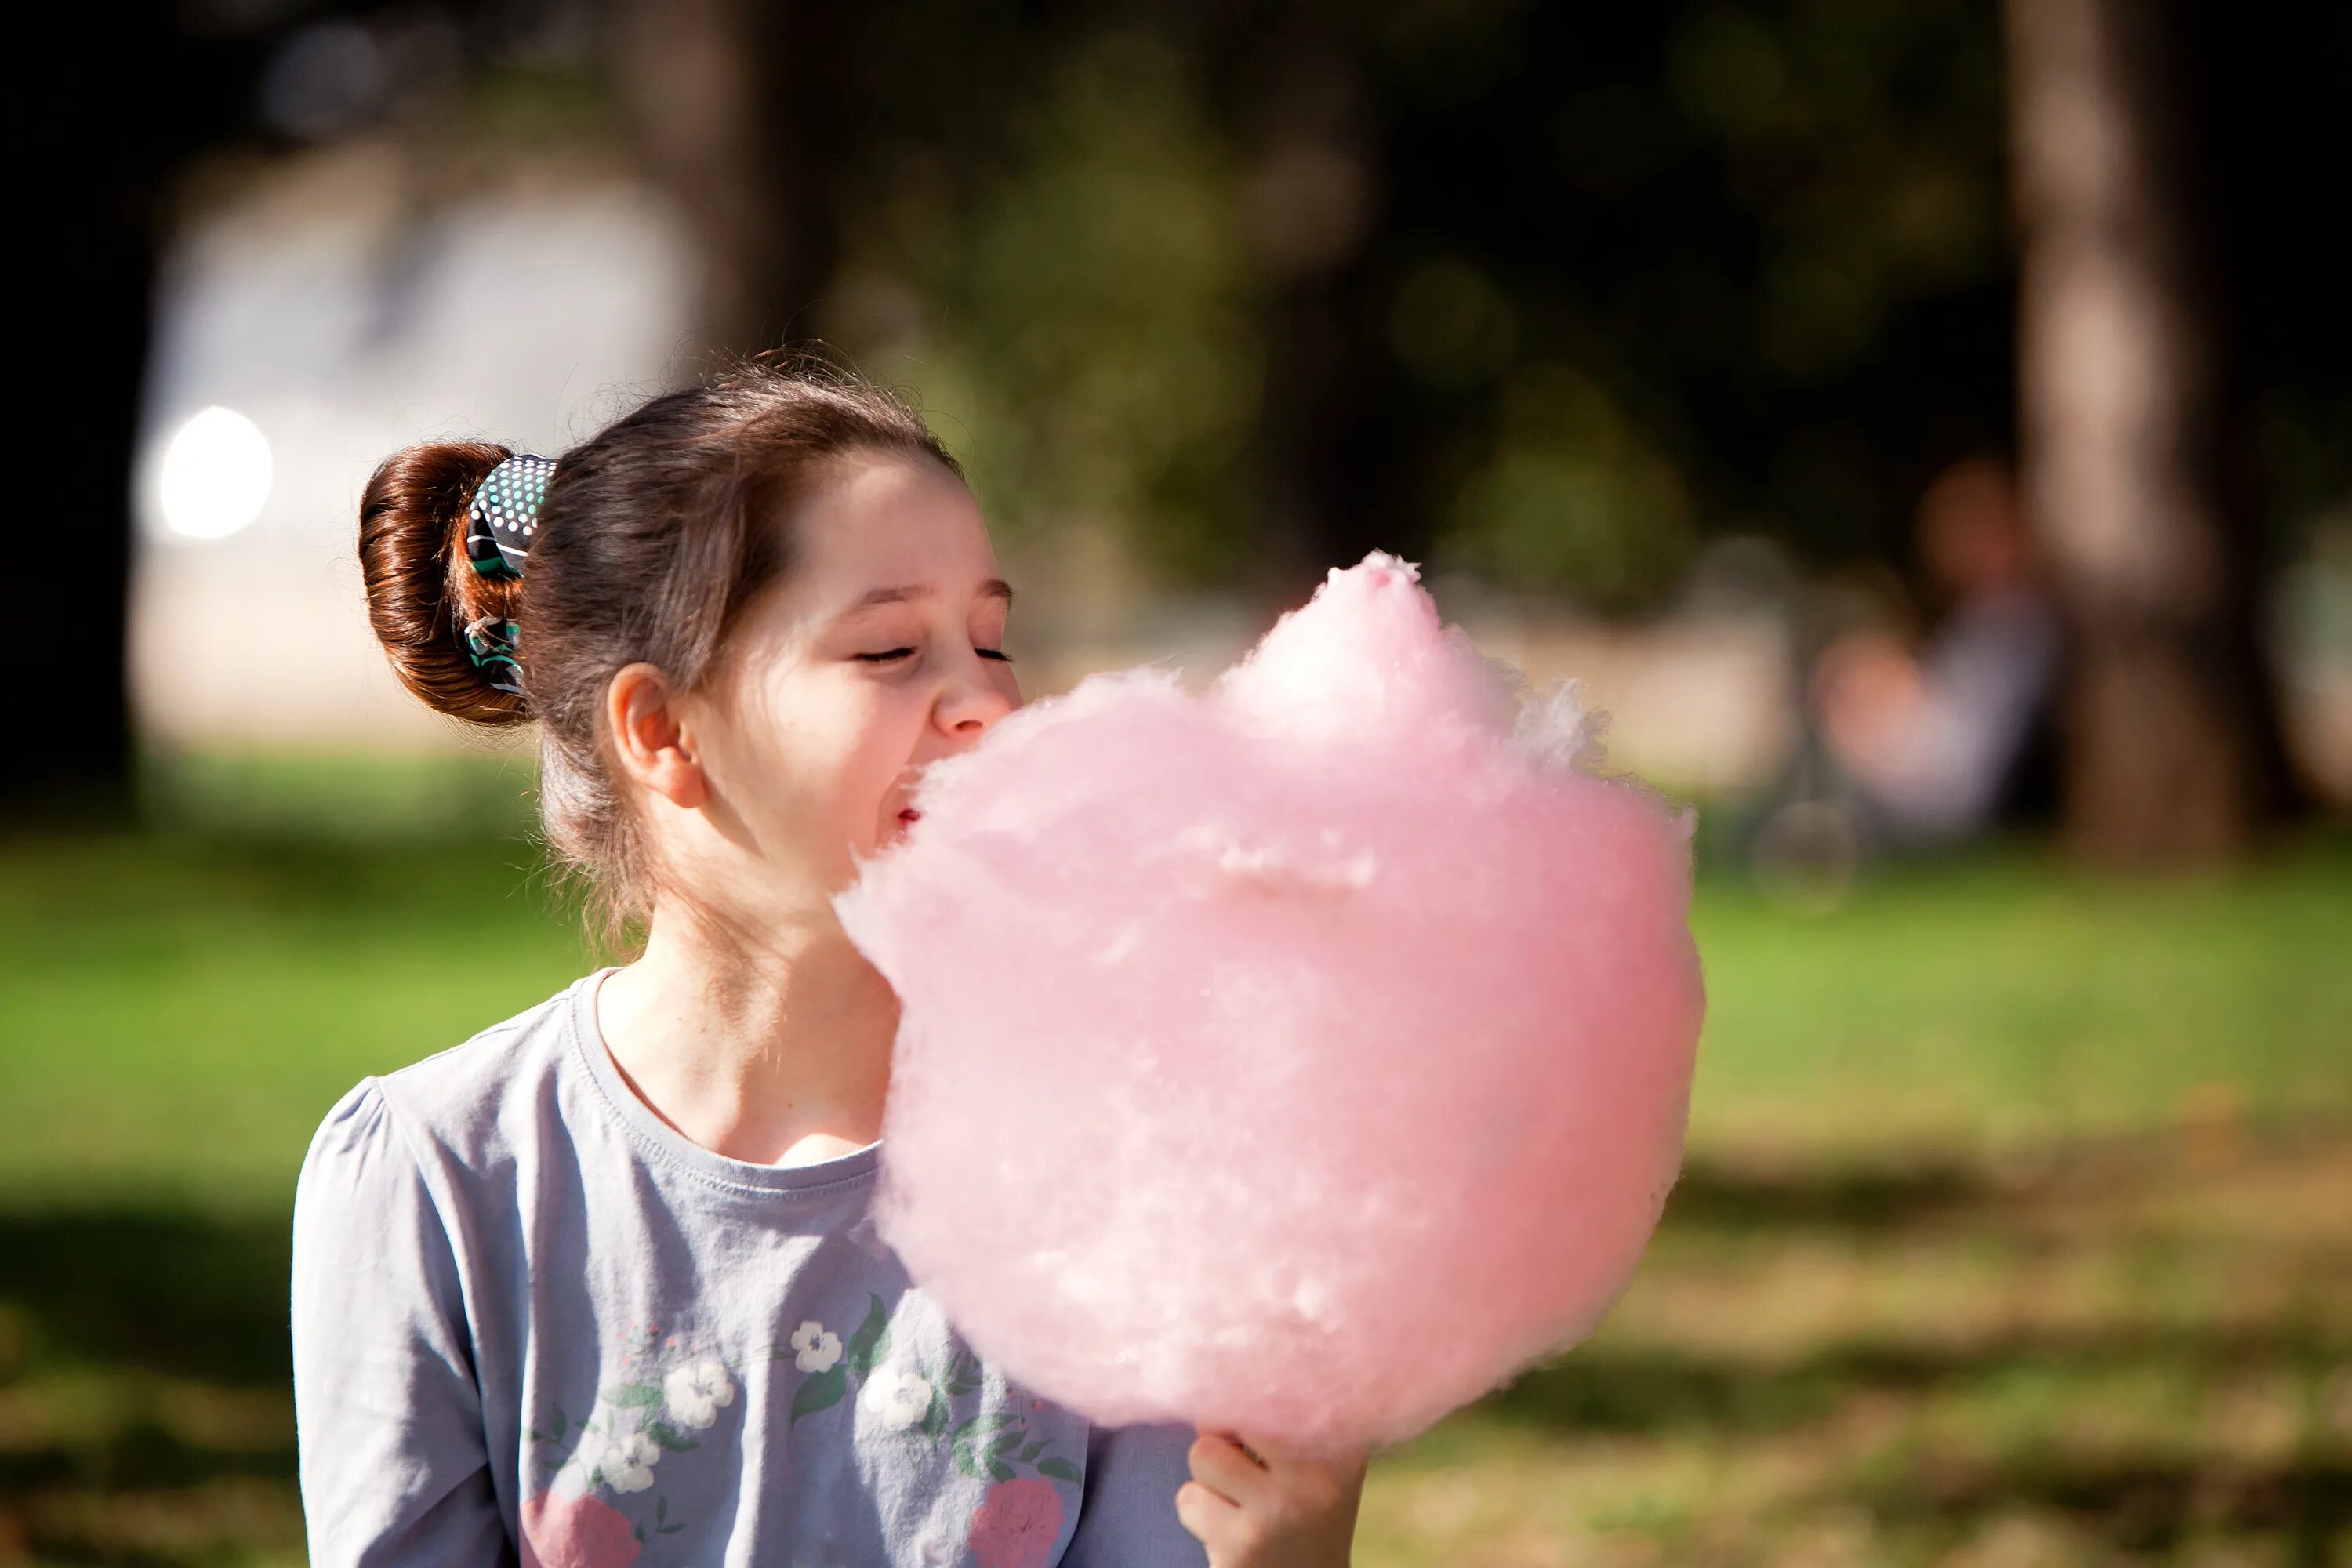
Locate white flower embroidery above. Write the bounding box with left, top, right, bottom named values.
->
left=664, top=1357, right=736, bottom=1428
left=858, top=1367, right=933, bottom=1432
left=597, top=1429, right=662, bottom=1493
left=790, top=1319, right=842, bottom=1374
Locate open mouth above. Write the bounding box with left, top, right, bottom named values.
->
left=893, top=762, right=929, bottom=828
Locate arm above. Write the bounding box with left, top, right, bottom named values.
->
left=292, top=1079, right=514, bottom=1568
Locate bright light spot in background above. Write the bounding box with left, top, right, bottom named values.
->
left=158, top=406, right=274, bottom=539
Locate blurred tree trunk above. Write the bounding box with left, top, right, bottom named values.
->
left=2003, top=0, right=2295, bottom=862
left=17, top=162, right=144, bottom=825
left=13, top=12, right=262, bottom=826
left=599, top=0, right=847, bottom=358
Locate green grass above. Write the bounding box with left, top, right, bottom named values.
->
left=0, top=830, right=593, bottom=1213
left=1686, top=838, right=2352, bottom=1156
left=0, top=823, right=2347, bottom=1565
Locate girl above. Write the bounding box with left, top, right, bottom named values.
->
left=293, top=358, right=1369, bottom=1568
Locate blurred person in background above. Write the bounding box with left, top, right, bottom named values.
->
left=1809, top=454, right=2063, bottom=849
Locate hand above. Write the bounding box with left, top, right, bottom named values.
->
left=1175, top=1427, right=1367, bottom=1568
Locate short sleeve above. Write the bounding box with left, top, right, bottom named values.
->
left=1059, top=1420, right=1209, bottom=1568
left=291, top=1079, right=514, bottom=1568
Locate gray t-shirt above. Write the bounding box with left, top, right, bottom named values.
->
left=291, top=967, right=1207, bottom=1568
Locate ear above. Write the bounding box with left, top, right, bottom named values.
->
left=606, top=662, right=708, bottom=811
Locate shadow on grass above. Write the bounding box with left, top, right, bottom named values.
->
left=5, top=1148, right=2344, bottom=1562
left=0, top=1209, right=292, bottom=1388
left=1661, top=1156, right=1991, bottom=1231
left=0, top=1207, right=298, bottom=1534
left=1856, top=1454, right=2352, bottom=1559
left=1483, top=1321, right=2346, bottom=1438
left=1465, top=1325, right=2352, bottom=1560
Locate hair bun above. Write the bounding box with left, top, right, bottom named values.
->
left=358, top=439, right=534, bottom=725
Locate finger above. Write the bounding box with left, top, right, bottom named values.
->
left=1232, top=1428, right=1372, bottom=1499
left=1204, top=1439, right=1298, bottom=1504
left=1189, top=1430, right=1274, bottom=1507
left=1172, top=1479, right=1243, bottom=1550
left=1226, top=1428, right=1294, bottom=1468
left=1273, top=1432, right=1373, bottom=1476
left=1202, top=1428, right=1271, bottom=1470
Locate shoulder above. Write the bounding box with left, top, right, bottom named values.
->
left=297, top=972, right=590, bottom=1198
left=374, top=975, right=580, bottom=1134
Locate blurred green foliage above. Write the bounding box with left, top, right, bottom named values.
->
left=733, top=0, right=2347, bottom=615
left=844, top=28, right=1264, bottom=585
left=811, top=0, right=2022, bottom=604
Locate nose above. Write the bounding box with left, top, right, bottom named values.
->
left=936, top=649, right=1018, bottom=736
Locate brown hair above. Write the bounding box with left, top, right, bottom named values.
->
left=358, top=350, right=965, bottom=953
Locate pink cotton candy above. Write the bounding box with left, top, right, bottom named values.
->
left=831, top=551, right=1704, bottom=1455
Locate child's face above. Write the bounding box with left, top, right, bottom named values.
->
left=679, top=450, right=1022, bottom=922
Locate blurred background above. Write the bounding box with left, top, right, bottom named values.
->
left=9, top=0, right=2350, bottom=1563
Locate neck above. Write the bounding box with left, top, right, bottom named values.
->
left=594, top=895, right=899, bottom=1166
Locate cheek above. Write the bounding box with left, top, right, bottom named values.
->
left=711, top=679, right=862, bottom=822
left=796, top=687, right=921, bottom=822
left=721, top=664, right=929, bottom=828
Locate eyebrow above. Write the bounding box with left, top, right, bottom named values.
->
left=837, top=579, right=1017, bottom=616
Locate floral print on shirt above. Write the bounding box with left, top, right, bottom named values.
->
left=783, top=1293, right=1083, bottom=1568
left=521, top=1322, right=729, bottom=1566
left=519, top=1299, right=1084, bottom=1568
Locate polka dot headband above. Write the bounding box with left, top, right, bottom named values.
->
left=463, top=452, right=554, bottom=580
left=458, top=452, right=554, bottom=697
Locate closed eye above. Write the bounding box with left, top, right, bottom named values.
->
left=857, top=648, right=1014, bottom=663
